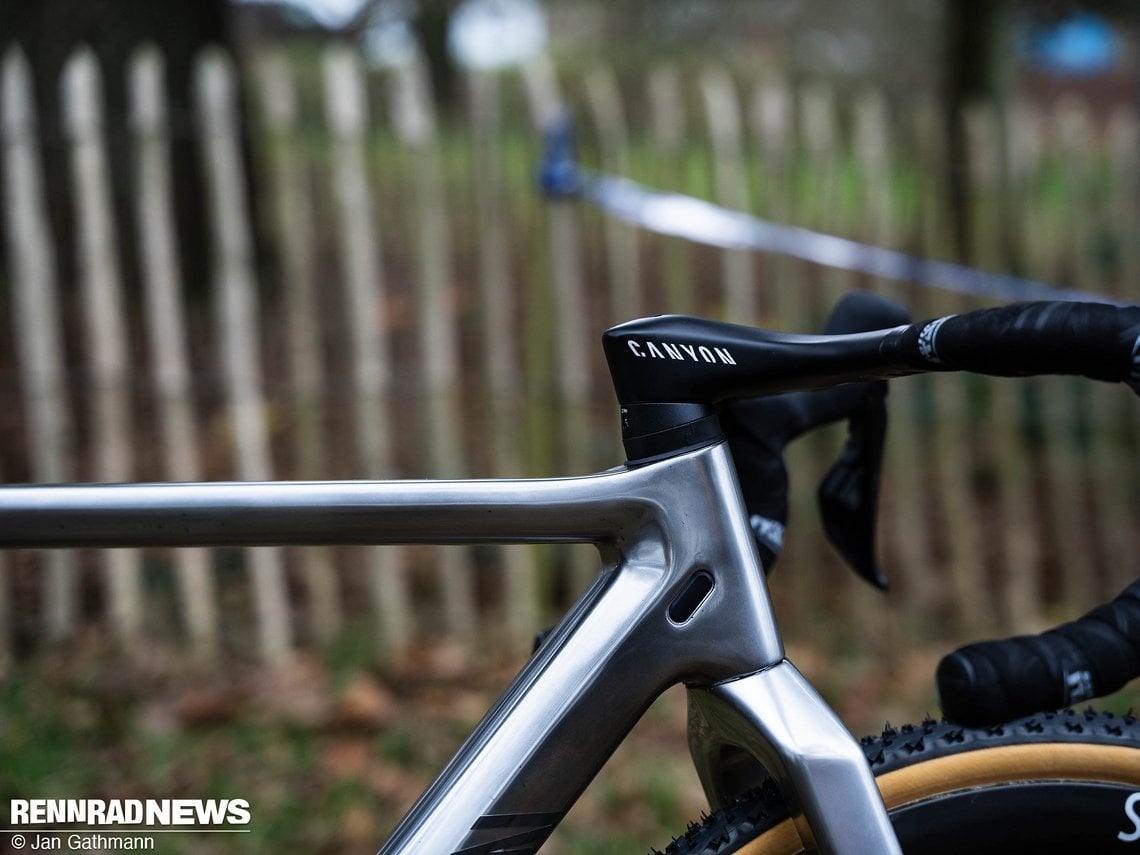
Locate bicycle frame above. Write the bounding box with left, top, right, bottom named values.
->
left=0, top=440, right=900, bottom=854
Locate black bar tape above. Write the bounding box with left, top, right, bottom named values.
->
left=937, top=580, right=1140, bottom=727
left=895, top=302, right=1140, bottom=391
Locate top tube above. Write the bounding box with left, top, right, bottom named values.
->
left=0, top=468, right=654, bottom=550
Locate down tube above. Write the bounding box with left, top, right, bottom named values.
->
left=378, top=548, right=678, bottom=854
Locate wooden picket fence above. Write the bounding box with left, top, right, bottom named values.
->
left=1, top=42, right=1139, bottom=666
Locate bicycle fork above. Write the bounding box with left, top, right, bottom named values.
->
left=688, top=662, right=900, bottom=854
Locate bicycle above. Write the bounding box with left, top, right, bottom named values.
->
left=2, top=293, right=1140, bottom=854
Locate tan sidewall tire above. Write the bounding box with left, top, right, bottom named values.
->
left=734, top=742, right=1140, bottom=855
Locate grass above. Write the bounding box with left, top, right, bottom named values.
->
left=0, top=630, right=705, bottom=854
left=4, top=621, right=1140, bottom=853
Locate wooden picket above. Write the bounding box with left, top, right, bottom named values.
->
left=466, top=67, right=539, bottom=645
left=320, top=47, right=412, bottom=653
left=129, top=46, right=220, bottom=659
left=749, top=73, right=804, bottom=339
left=522, top=56, right=597, bottom=596
left=256, top=52, right=341, bottom=647
left=1, top=42, right=1139, bottom=663
left=584, top=64, right=642, bottom=324
left=784, top=80, right=845, bottom=628
left=1, top=48, right=79, bottom=642
left=910, top=97, right=994, bottom=636
left=1102, top=108, right=1140, bottom=597
left=196, top=50, right=292, bottom=663
left=965, top=101, right=1042, bottom=633
left=64, top=49, right=146, bottom=642
left=700, top=67, right=755, bottom=323
left=852, top=87, right=929, bottom=630
left=646, top=65, right=695, bottom=317
left=390, top=51, right=479, bottom=640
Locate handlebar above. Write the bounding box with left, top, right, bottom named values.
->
left=937, top=580, right=1140, bottom=727
left=603, top=300, right=1140, bottom=462
left=897, top=301, right=1140, bottom=386
left=604, top=301, right=1140, bottom=407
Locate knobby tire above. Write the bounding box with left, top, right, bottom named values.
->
left=659, top=709, right=1140, bottom=855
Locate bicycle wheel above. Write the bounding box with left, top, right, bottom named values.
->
left=660, top=709, right=1140, bottom=854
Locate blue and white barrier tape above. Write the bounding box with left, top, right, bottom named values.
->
left=539, top=120, right=1132, bottom=307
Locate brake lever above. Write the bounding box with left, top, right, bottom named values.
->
left=817, top=380, right=889, bottom=590
left=721, top=292, right=910, bottom=586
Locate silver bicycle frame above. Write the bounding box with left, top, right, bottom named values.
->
left=0, top=440, right=900, bottom=854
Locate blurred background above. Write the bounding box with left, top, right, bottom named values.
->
left=2, top=0, right=1140, bottom=851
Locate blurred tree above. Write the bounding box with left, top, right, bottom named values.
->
left=411, top=0, right=461, bottom=106
left=942, top=0, right=1010, bottom=262
left=341, top=0, right=461, bottom=105
left=943, top=0, right=1140, bottom=261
